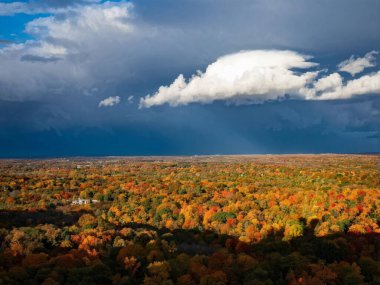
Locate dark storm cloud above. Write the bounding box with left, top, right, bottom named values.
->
left=0, top=39, right=12, bottom=44
left=20, top=54, right=61, bottom=62
left=135, top=0, right=380, bottom=52
left=1, top=97, right=379, bottom=157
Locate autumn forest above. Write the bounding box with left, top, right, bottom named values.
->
left=0, top=155, right=379, bottom=285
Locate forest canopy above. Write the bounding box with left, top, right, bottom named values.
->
left=0, top=155, right=379, bottom=284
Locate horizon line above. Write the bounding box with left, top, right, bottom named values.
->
left=0, top=152, right=379, bottom=160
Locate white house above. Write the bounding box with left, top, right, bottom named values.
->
left=71, top=198, right=99, bottom=205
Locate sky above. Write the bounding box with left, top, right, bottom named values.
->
left=0, top=0, right=379, bottom=157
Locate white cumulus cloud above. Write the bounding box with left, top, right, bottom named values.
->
left=99, top=96, right=120, bottom=107
left=313, top=73, right=343, bottom=92
left=338, top=50, right=378, bottom=76
left=140, top=50, right=380, bottom=108
left=315, top=71, right=380, bottom=100
left=140, top=50, right=318, bottom=108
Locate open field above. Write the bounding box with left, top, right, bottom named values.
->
left=0, top=155, right=379, bottom=284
